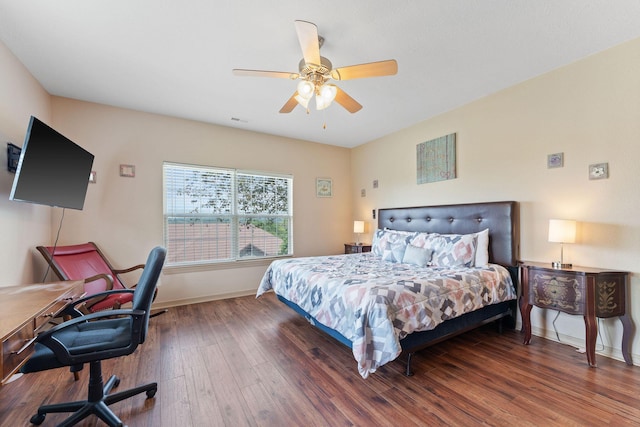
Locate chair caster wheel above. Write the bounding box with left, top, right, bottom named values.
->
left=113, top=377, right=121, bottom=387
left=30, top=413, right=45, bottom=425
left=146, top=388, right=157, bottom=398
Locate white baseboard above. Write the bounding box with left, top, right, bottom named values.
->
left=530, top=325, right=637, bottom=366
left=152, top=289, right=256, bottom=310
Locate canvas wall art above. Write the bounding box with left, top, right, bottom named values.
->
left=416, top=133, right=456, bottom=184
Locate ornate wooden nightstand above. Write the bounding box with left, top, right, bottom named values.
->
left=520, top=261, right=632, bottom=367
left=344, top=243, right=372, bottom=254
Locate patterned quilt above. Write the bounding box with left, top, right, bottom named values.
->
left=257, top=253, right=516, bottom=378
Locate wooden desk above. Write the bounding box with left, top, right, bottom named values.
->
left=0, top=281, right=84, bottom=385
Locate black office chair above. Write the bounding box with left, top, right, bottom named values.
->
left=21, top=246, right=166, bottom=427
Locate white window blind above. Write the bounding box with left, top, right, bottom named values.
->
left=163, top=162, right=293, bottom=266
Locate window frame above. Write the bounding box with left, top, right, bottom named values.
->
left=163, top=161, right=293, bottom=268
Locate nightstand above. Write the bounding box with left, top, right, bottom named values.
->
left=344, top=243, right=371, bottom=254
left=520, top=261, right=632, bottom=367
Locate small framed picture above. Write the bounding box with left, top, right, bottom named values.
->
left=547, top=153, right=564, bottom=168
left=316, top=178, right=332, bottom=197
left=119, top=164, right=135, bottom=177
left=589, top=163, right=609, bottom=180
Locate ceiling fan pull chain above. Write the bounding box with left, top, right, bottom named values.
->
left=321, top=106, right=327, bottom=129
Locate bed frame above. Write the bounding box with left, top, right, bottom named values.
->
left=278, top=200, right=520, bottom=376
left=379, top=200, right=520, bottom=374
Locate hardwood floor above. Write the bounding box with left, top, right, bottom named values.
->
left=2, top=292, right=640, bottom=426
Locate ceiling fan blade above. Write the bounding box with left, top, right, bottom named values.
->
left=279, top=92, right=299, bottom=113
left=334, top=87, right=363, bottom=113
left=233, top=69, right=300, bottom=79
left=294, top=20, right=321, bottom=66
left=331, top=60, right=398, bottom=81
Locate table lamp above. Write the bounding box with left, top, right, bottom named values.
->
left=353, top=220, right=365, bottom=245
left=548, top=219, right=576, bottom=268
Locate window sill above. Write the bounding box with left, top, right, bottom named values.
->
left=163, top=256, right=291, bottom=275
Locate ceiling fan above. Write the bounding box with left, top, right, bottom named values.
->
left=233, top=20, right=398, bottom=114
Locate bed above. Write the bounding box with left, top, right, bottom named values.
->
left=257, top=201, right=520, bottom=378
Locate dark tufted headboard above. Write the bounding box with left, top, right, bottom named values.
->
left=378, top=201, right=519, bottom=267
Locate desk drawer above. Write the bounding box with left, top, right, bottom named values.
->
left=531, top=271, right=585, bottom=314
left=34, top=299, right=68, bottom=331
left=2, top=323, right=34, bottom=381
left=33, top=288, right=84, bottom=332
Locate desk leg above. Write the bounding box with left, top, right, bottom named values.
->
left=584, top=314, right=598, bottom=367
left=619, top=314, right=634, bottom=366
left=520, top=296, right=533, bottom=345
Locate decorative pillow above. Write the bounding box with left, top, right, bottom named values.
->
left=382, top=240, right=408, bottom=263
left=402, top=244, right=432, bottom=267
left=430, top=233, right=477, bottom=268
left=408, top=231, right=431, bottom=248
left=418, top=233, right=444, bottom=254
left=371, top=229, right=385, bottom=255
left=474, top=228, right=489, bottom=267
left=372, top=228, right=416, bottom=262
left=375, top=228, right=486, bottom=267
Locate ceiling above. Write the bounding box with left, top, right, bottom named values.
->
left=1, top=1, right=639, bottom=148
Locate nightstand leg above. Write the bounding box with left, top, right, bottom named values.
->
left=520, top=296, right=533, bottom=345
left=619, top=314, right=634, bottom=366
left=584, top=314, right=597, bottom=367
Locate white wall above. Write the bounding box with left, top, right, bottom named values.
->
left=3, top=34, right=639, bottom=365
left=0, top=41, right=53, bottom=285
left=49, top=98, right=352, bottom=306
left=0, top=37, right=353, bottom=304
left=351, top=37, right=640, bottom=364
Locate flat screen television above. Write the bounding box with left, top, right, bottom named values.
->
left=9, top=116, right=94, bottom=210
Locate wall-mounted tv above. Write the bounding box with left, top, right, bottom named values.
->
left=9, top=116, right=94, bottom=210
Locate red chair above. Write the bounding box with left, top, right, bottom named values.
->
left=37, top=242, right=145, bottom=313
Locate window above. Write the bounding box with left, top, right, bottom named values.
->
left=163, top=162, right=293, bottom=266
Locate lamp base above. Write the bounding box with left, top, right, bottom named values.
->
left=552, top=261, right=572, bottom=269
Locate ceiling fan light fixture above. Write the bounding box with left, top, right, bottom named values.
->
left=294, top=94, right=310, bottom=108
left=316, top=84, right=337, bottom=110
left=296, top=80, right=315, bottom=99
left=315, top=95, right=328, bottom=110
left=320, top=84, right=337, bottom=102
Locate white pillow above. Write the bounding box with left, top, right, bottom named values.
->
left=474, top=228, right=489, bottom=267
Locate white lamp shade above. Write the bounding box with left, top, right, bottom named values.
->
left=294, top=94, right=310, bottom=108
left=316, top=84, right=337, bottom=110
left=315, top=94, right=330, bottom=110
left=548, top=219, right=576, bottom=243
left=320, top=84, right=337, bottom=102
left=296, top=80, right=315, bottom=99
left=353, top=220, right=365, bottom=234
